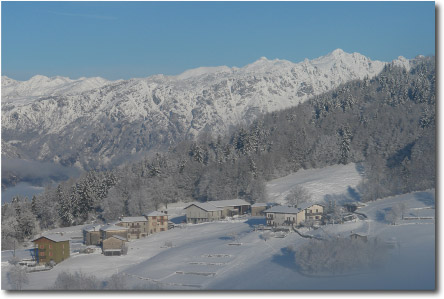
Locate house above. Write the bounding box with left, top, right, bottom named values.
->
left=264, top=206, right=306, bottom=227
left=99, top=224, right=129, bottom=241
left=299, top=203, right=325, bottom=224
left=83, top=225, right=102, bottom=246
left=102, top=235, right=127, bottom=256
left=184, top=202, right=223, bottom=224
left=32, top=234, right=70, bottom=265
left=116, top=216, right=149, bottom=239
left=251, top=203, right=273, bottom=216
left=144, top=211, right=169, bottom=234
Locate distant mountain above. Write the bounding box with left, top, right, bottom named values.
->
left=1, top=49, right=408, bottom=170
left=1, top=75, right=116, bottom=104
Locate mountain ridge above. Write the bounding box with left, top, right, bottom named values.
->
left=1, top=49, right=411, bottom=170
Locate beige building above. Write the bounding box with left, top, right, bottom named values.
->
left=145, top=211, right=168, bottom=234
left=299, top=203, right=325, bottom=224
left=100, top=224, right=129, bottom=241
left=185, top=202, right=223, bottom=224
left=116, top=216, right=149, bottom=239
left=185, top=199, right=251, bottom=224
left=102, top=235, right=127, bottom=256
left=264, top=206, right=306, bottom=227
left=265, top=203, right=325, bottom=227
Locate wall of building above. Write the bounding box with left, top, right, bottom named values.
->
left=34, top=239, right=69, bottom=265
left=147, top=215, right=168, bottom=234
left=102, top=237, right=125, bottom=251
left=186, top=205, right=222, bottom=224
left=117, top=221, right=149, bottom=239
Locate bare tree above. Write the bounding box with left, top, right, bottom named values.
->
left=285, top=185, right=311, bottom=208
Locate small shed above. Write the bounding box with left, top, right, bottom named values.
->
left=350, top=233, right=368, bottom=242
left=102, top=235, right=127, bottom=256
left=32, top=234, right=70, bottom=265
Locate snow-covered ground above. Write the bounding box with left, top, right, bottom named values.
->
left=2, top=190, right=434, bottom=290
left=266, top=163, right=364, bottom=204
left=1, top=164, right=435, bottom=290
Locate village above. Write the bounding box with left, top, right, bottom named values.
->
left=18, top=197, right=362, bottom=269
left=2, top=165, right=435, bottom=290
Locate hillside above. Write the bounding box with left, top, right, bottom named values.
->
left=2, top=49, right=391, bottom=170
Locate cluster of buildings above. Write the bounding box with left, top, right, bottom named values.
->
left=32, top=210, right=169, bottom=264
left=83, top=211, right=169, bottom=256
left=184, top=199, right=325, bottom=227
left=31, top=198, right=330, bottom=266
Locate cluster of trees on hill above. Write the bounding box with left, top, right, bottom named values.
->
left=1, top=56, right=435, bottom=249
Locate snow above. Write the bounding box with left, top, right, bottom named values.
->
left=266, top=163, right=364, bottom=204
left=2, top=186, right=434, bottom=290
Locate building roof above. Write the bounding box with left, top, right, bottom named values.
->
left=298, top=202, right=325, bottom=211
left=110, top=235, right=127, bottom=241
left=32, top=234, right=71, bottom=243
left=264, top=205, right=302, bottom=214
left=208, top=199, right=251, bottom=208
left=119, top=216, right=148, bottom=222
left=100, top=224, right=129, bottom=231
left=83, top=224, right=102, bottom=232
left=145, top=211, right=167, bottom=217
left=185, top=202, right=223, bottom=212
left=251, top=203, right=271, bottom=207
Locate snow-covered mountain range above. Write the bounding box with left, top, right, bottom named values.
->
left=1, top=49, right=409, bottom=170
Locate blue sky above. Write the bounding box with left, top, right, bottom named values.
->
left=1, top=1, right=435, bottom=81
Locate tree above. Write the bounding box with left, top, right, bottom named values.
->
left=285, top=185, right=311, bottom=208
left=7, top=264, right=29, bottom=290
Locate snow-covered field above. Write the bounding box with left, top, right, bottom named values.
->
left=1, top=164, right=435, bottom=290
left=266, top=163, right=364, bottom=204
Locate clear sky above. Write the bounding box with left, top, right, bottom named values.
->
left=1, top=1, right=435, bottom=81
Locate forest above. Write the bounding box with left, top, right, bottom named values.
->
left=1, top=56, right=435, bottom=250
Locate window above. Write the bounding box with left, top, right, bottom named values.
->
left=49, top=251, right=53, bottom=257
left=152, top=216, right=157, bottom=220
left=62, top=244, right=64, bottom=249
left=49, top=244, right=52, bottom=249
left=40, top=244, right=44, bottom=249
left=316, top=209, right=318, bottom=213
left=40, top=252, right=45, bottom=256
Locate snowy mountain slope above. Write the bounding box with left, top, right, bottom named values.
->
left=1, top=75, right=116, bottom=103
left=1, top=50, right=408, bottom=169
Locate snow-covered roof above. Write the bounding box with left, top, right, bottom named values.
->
left=264, top=205, right=302, bottom=214
left=119, top=216, right=148, bottom=222
left=145, top=211, right=167, bottom=217
left=83, top=224, right=102, bottom=232
left=251, top=203, right=271, bottom=207
left=297, top=202, right=325, bottom=211
left=100, top=224, right=129, bottom=231
left=33, top=234, right=71, bottom=243
left=185, top=202, right=223, bottom=212
left=207, top=199, right=251, bottom=208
